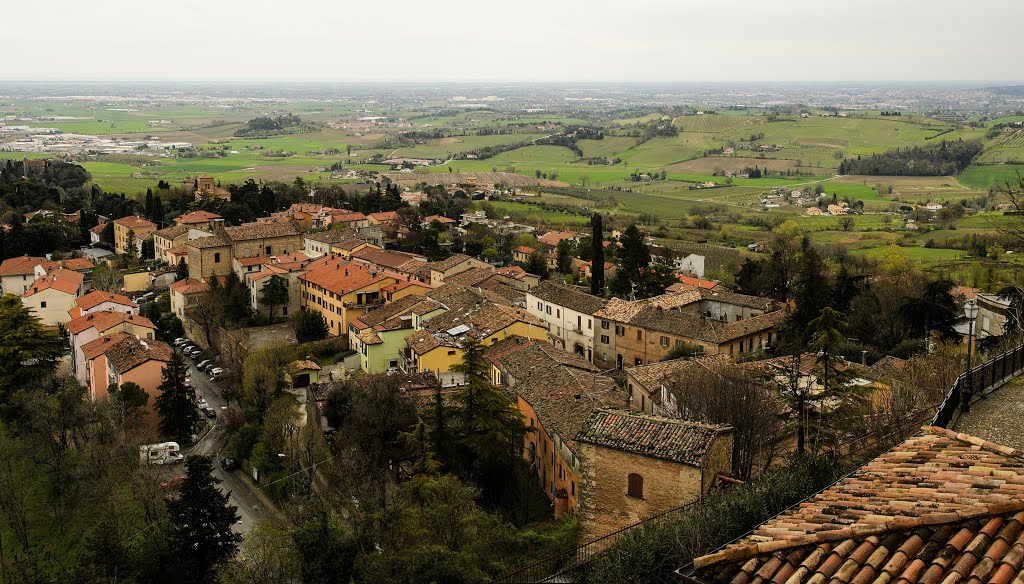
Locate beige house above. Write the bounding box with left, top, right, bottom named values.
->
left=71, top=289, right=137, bottom=319
left=0, top=255, right=46, bottom=295
left=21, top=269, right=85, bottom=325
left=113, top=216, right=157, bottom=255
left=169, top=277, right=210, bottom=321
left=576, top=409, right=733, bottom=540
left=152, top=224, right=191, bottom=264
left=427, top=253, right=492, bottom=287
left=186, top=235, right=232, bottom=279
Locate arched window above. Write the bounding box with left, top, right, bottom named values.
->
left=627, top=473, right=644, bottom=499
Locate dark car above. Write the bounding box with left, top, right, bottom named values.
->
left=220, top=458, right=240, bottom=471
left=204, top=407, right=217, bottom=419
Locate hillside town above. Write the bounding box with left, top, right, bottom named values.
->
left=4, top=150, right=1024, bottom=583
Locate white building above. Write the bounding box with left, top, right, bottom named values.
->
left=526, top=281, right=607, bottom=363
left=673, top=253, right=705, bottom=278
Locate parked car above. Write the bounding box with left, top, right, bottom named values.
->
left=204, top=407, right=217, bottom=419
left=196, top=359, right=213, bottom=370
left=187, top=348, right=203, bottom=358
left=197, top=398, right=209, bottom=409
left=159, top=474, right=186, bottom=489
left=203, top=362, right=218, bottom=374
left=220, top=458, right=240, bottom=471
left=174, top=338, right=189, bottom=347
left=209, top=367, right=225, bottom=379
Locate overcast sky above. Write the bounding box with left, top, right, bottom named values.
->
left=3, top=0, right=1021, bottom=83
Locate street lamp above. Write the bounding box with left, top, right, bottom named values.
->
left=962, top=299, right=980, bottom=413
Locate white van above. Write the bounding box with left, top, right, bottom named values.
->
left=139, top=442, right=184, bottom=465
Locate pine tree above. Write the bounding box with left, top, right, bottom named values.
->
left=589, top=212, right=602, bottom=293
left=166, top=455, right=241, bottom=582
left=609, top=224, right=653, bottom=298
left=144, top=189, right=154, bottom=220
left=259, top=275, right=290, bottom=322
left=294, top=309, right=329, bottom=342
left=154, top=352, right=198, bottom=442
left=175, top=257, right=189, bottom=281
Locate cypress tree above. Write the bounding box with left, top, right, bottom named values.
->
left=591, top=213, right=605, bottom=296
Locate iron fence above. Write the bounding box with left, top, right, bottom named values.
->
left=931, top=343, right=1024, bottom=428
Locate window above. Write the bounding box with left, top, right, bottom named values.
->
left=214, top=252, right=221, bottom=263
left=615, top=325, right=625, bottom=336
left=749, top=338, right=754, bottom=351
left=635, top=358, right=643, bottom=365
left=660, top=336, right=669, bottom=347
left=546, top=306, right=552, bottom=315
left=636, top=330, right=642, bottom=341
left=577, top=316, right=582, bottom=329
left=282, top=307, right=288, bottom=316
left=601, top=320, right=609, bottom=330
left=537, top=301, right=542, bottom=310
left=265, top=245, right=272, bottom=255
left=588, top=319, right=592, bottom=330
left=627, top=473, right=644, bottom=499
left=571, top=481, right=575, bottom=496
left=448, top=350, right=457, bottom=356
left=40, top=301, right=47, bottom=309
left=600, top=335, right=610, bottom=344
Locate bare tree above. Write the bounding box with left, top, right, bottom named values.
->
left=665, top=358, right=785, bottom=480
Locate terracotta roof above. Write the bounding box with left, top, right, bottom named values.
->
left=153, top=224, right=190, bottom=240
left=286, top=359, right=321, bottom=374
left=423, top=215, right=457, bottom=224
left=167, top=244, right=189, bottom=256
left=67, top=310, right=154, bottom=335
left=429, top=253, right=479, bottom=273
left=368, top=211, right=400, bottom=222
left=104, top=337, right=172, bottom=373
left=692, top=427, right=1024, bottom=584
left=23, top=269, right=84, bottom=297
left=75, top=289, right=135, bottom=311
left=173, top=210, right=222, bottom=225
left=497, top=265, right=528, bottom=278
left=537, top=231, right=579, bottom=247
left=356, top=294, right=434, bottom=329
left=112, top=216, right=156, bottom=230
left=89, top=223, right=107, bottom=235
left=382, top=280, right=432, bottom=294
left=529, top=281, right=607, bottom=315
left=627, top=305, right=785, bottom=345
left=299, top=260, right=393, bottom=295
left=409, top=301, right=541, bottom=355
left=187, top=235, right=230, bottom=249
left=485, top=335, right=599, bottom=373
left=594, top=291, right=701, bottom=322
left=699, top=289, right=782, bottom=312
left=514, top=245, right=536, bottom=254
left=0, top=255, right=45, bottom=276
left=673, top=274, right=720, bottom=290
left=577, top=408, right=731, bottom=466
left=351, top=247, right=426, bottom=271
left=41, top=257, right=94, bottom=272
left=223, top=221, right=300, bottom=241
left=357, top=330, right=383, bottom=345
left=82, top=332, right=133, bottom=360
left=169, top=277, right=209, bottom=295
left=272, top=251, right=310, bottom=264
left=445, top=267, right=497, bottom=288
left=426, top=283, right=515, bottom=312
left=304, top=228, right=370, bottom=245
left=330, top=211, right=367, bottom=222
left=626, top=354, right=731, bottom=391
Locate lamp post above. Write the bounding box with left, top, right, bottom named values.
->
left=962, top=299, right=980, bottom=413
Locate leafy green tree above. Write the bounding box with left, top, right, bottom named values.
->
left=154, top=352, right=198, bottom=442
left=450, top=338, right=526, bottom=505
left=157, top=312, right=186, bottom=343
left=0, top=294, right=63, bottom=412
left=175, top=257, right=189, bottom=281
left=525, top=251, right=549, bottom=278
left=166, top=455, right=242, bottom=582
left=109, top=380, right=149, bottom=426
left=220, top=271, right=253, bottom=325
left=260, top=275, right=290, bottom=322
left=294, top=309, right=329, bottom=342
left=292, top=513, right=356, bottom=584
left=556, top=239, right=573, bottom=275
left=787, top=239, right=831, bottom=348
left=218, top=521, right=301, bottom=584
left=609, top=224, right=652, bottom=298
left=591, top=213, right=605, bottom=296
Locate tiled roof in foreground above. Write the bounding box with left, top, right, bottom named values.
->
left=692, top=426, right=1024, bottom=584
left=577, top=408, right=731, bottom=467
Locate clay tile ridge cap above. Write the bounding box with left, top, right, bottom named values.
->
left=693, top=427, right=1024, bottom=571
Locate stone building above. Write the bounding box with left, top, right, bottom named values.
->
left=526, top=281, right=607, bottom=362
left=576, top=409, right=733, bottom=540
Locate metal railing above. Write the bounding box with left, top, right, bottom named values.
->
left=931, top=343, right=1024, bottom=428
left=490, top=501, right=697, bottom=584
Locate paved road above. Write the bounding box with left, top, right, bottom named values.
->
left=954, top=376, right=1024, bottom=450
left=185, top=356, right=273, bottom=534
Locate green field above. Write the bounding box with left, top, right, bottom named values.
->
left=959, top=164, right=1024, bottom=189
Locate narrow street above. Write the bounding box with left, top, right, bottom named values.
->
left=185, top=358, right=275, bottom=534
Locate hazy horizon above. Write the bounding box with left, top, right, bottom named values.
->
left=5, top=0, right=1021, bottom=83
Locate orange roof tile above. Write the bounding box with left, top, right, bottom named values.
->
left=299, top=260, right=394, bottom=295
left=82, top=332, right=133, bottom=360
left=0, top=255, right=45, bottom=276
left=112, top=216, right=156, bottom=229
left=23, top=269, right=84, bottom=297
left=75, top=289, right=135, bottom=310
left=174, top=210, right=222, bottom=225
left=67, top=310, right=155, bottom=335
left=169, top=277, right=209, bottom=295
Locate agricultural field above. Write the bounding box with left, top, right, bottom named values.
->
left=959, top=164, right=1024, bottom=189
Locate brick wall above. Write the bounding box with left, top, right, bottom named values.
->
left=576, top=443, right=704, bottom=541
